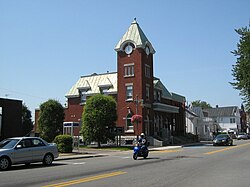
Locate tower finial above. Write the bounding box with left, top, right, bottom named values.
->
left=132, top=17, right=137, bottom=24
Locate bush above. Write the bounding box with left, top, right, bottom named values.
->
left=54, top=135, right=73, bottom=153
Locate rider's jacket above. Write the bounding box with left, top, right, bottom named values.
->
left=138, top=138, right=147, bottom=146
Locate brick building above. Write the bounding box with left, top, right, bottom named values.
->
left=64, top=19, right=186, bottom=145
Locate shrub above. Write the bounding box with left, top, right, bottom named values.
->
left=54, top=135, right=73, bottom=153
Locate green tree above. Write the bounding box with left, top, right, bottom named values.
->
left=81, top=94, right=117, bottom=147
left=22, top=103, right=33, bottom=135
left=191, top=100, right=212, bottom=109
left=231, top=27, right=250, bottom=112
left=38, top=99, right=64, bottom=142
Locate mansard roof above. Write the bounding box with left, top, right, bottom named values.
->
left=115, top=18, right=155, bottom=54
left=65, top=72, right=117, bottom=98
left=66, top=72, right=185, bottom=104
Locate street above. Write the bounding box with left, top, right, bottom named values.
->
left=1, top=140, right=250, bottom=187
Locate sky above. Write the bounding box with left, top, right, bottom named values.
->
left=0, top=0, right=249, bottom=119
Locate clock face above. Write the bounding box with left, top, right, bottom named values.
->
left=125, top=44, right=133, bottom=55
left=145, top=46, right=150, bottom=55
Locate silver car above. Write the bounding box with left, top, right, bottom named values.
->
left=237, top=132, right=248, bottom=140
left=0, top=137, right=59, bottom=170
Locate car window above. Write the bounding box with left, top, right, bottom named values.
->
left=18, top=139, right=33, bottom=148
left=0, top=139, right=19, bottom=149
left=32, top=139, right=45, bottom=146
left=216, top=134, right=228, bottom=138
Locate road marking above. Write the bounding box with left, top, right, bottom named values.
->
left=42, top=171, right=127, bottom=187
left=152, top=149, right=182, bottom=153
left=72, top=162, right=86, bottom=165
left=204, top=142, right=250, bottom=155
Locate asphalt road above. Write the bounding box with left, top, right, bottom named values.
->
left=1, top=140, right=250, bottom=187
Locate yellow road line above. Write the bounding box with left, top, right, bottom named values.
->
left=204, top=142, right=250, bottom=155
left=42, top=171, right=127, bottom=187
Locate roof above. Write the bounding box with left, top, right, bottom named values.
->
left=205, top=106, right=239, bottom=117
left=114, top=19, right=155, bottom=54
left=154, top=78, right=186, bottom=103
left=66, top=72, right=186, bottom=103
left=66, top=72, right=117, bottom=98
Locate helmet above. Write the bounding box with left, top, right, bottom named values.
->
left=140, top=133, right=145, bottom=138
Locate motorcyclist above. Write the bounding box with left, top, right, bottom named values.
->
left=138, top=133, right=147, bottom=150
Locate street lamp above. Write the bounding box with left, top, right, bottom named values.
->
left=133, top=95, right=143, bottom=140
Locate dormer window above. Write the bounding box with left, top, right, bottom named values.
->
left=99, top=87, right=109, bottom=95
left=154, top=90, right=161, bottom=102
left=98, top=77, right=113, bottom=95
left=80, top=89, right=89, bottom=103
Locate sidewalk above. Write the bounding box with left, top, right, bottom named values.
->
left=56, top=141, right=211, bottom=161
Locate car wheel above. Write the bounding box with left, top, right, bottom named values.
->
left=43, top=154, right=54, bottom=166
left=0, top=157, right=11, bottom=171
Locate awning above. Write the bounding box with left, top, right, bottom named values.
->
left=153, top=103, right=179, bottom=113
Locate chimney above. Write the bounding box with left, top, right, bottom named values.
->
left=216, top=105, right=219, bottom=108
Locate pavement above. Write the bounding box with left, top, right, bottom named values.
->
left=56, top=141, right=212, bottom=161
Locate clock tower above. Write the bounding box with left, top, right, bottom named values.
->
left=115, top=19, right=155, bottom=137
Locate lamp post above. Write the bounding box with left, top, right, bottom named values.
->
left=134, top=95, right=143, bottom=140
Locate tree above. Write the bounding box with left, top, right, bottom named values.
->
left=22, top=103, right=33, bottom=135
left=191, top=100, right=212, bottom=109
left=81, top=94, right=117, bottom=147
left=38, top=99, right=64, bottom=142
left=231, top=26, right=250, bottom=112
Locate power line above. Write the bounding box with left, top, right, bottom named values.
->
left=0, top=87, right=47, bottom=100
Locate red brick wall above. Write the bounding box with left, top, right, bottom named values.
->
left=64, top=97, right=83, bottom=123
left=117, top=48, right=154, bottom=135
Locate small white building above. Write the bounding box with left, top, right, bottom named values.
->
left=204, top=106, right=241, bottom=134
left=186, top=107, right=217, bottom=141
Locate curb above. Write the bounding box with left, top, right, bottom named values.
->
left=56, top=154, right=108, bottom=161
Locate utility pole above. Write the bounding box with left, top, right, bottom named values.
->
left=134, top=95, right=143, bottom=140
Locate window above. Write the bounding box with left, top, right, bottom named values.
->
left=157, top=91, right=161, bottom=102
left=81, top=90, right=87, bottom=103
left=124, top=63, right=134, bottom=77
left=145, top=64, right=151, bottom=78
left=146, top=85, right=150, bottom=100
left=126, top=113, right=133, bottom=130
left=230, top=118, right=235, bottom=123
left=154, top=90, right=161, bottom=102
left=100, top=87, right=109, bottom=95
left=32, top=139, right=45, bottom=146
left=126, top=84, right=133, bottom=100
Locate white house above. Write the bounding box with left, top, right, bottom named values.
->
left=186, top=107, right=217, bottom=141
left=204, top=106, right=241, bottom=134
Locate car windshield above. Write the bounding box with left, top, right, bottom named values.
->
left=0, top=139, right=19, bottom=149
left=216, top=134, right=228, bottom=138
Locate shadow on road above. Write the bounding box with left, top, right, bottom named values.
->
left=1, top=163, right=67, bottom=172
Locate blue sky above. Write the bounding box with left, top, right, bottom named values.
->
left=0, top=0, right=249, bottom=118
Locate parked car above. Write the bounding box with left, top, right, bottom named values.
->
left=237, top=132, right=248, bottom=140
left=0, top=137, right=59, bottom=170
left=213, top=134, right=233, bottom=146
left=247, top=134, right=250, bottom=139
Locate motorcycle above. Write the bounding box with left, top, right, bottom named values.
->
left=133, top=143, right=149, bottom=160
